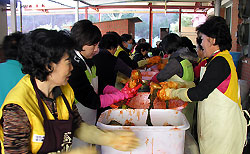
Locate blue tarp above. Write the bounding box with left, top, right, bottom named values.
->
left=230, top=52, right=241, bottom=69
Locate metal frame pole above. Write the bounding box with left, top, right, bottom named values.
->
left=75, top=0, right=79, bottom=22
left=179, top=8, right=181, bottom=33
left=10, top=0, right=17, bottom=33
left=85, top=7, right=88, bottom=19
left=214, top=0, right=221, bottom=16
left=149, top=3, right=153, bottom=46
left=19, top=0, right=22, bottom=32
left=248, top=17, right=250, bottom=57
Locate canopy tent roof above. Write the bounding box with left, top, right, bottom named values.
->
left=18, top=0, right=214, bottom=10
left=11, top=0, right=216, bottom=16
left=4, top=0, right=218, bottom=45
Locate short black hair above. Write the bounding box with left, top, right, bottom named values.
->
left=99, top=33, right=119, bottom=50
left=161, top=33, right=182, bottom=54
left=181, top=36, right=196, bottom=53
left=121, top=34, right=132, bottom=42
left=71, top=20, right=102, bottom=51
left=137, top=38, right=146, bottom=45
left=132, top=39, right=136, bottom=45
left=2, top=31, right=24, bottom=60
left=120, top=34, right=133, bottom=50
left=18, top=29, right=75, bottom=81
left=196, top=16, right=232, bottom=51
left=106, top=31, right=122, bottom=45
left=135, top=42, right=151, bottom=53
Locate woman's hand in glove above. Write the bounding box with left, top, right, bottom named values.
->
left=157, top=87, right=191, bottom=102
left=74, top=123, right=139, bottom=152
left=121, top=82, right=142, bottom=99
left=103, top=85, right=120, bottom=94
left=157, top=87, right=174, bottom=101
left=104, top=131, right=140, bottom=151
left=65, top=146, right=98, bottom=154
left=100, top=91, right=128, bottom=108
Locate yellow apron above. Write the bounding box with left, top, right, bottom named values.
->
left=114, top=46, right=123, bottom=57
left=198, top=65, right=247, bottom=154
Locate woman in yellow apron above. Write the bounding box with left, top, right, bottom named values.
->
left=157, top=16, right=248, bottom=154
left=0, top=29, right=139, bottom=154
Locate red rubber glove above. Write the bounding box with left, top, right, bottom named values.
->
left=121, top=82, right=142, bottom=99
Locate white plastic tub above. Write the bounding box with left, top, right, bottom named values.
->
left=97, top=109, right=190, bottom=154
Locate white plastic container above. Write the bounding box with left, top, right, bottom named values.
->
left=97, top=109, right=190, bottom=154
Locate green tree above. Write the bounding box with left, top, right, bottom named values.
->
left=181, top=15, right=193, bottom=27
left=170, top=14, right=194, bottom=33
left=153, top=13, right=179, bottom=38
left=135, top=13, right=149, bottom=39
left=88, top=14, right=99, bottom=23
left=101, top=12, right=134, bottom=21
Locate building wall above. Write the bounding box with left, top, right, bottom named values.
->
left=240, top=57, right=250, bottom=86
left=220, top=7, right=225, bottom=17
left=220, top=0, right=241, bottom=52
left=94, top=19, right=135, bottom=36
left=180, top=27, right=196, bottom=45
left=231, top=0, right=250, bottom=85
left=231, top=0, right=242, bottom=52
left=0, top=5, right=8, bottom=45
left=128, top=20, right=135, bottom=36
left=94, top=19, right=138, bottom=37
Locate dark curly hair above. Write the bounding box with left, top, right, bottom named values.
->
left=2, top=31, right=24, bottom=60
left=99, top=33, right=119, bottom=50
left=18, top=29, right=75, bottom=81
left=162, top=33, right=182, bottom=54
left=196, top=16, right=232, bottom=51
left=71, top=20, right=101, bottom=51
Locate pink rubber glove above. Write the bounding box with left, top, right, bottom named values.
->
left=103, top=85, right=120, bottom=94
left=100, top=91, right=127, bottom=108
left=121, top=82, right=142, bottom=99
left=150, top=73, right=159, bottom=83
